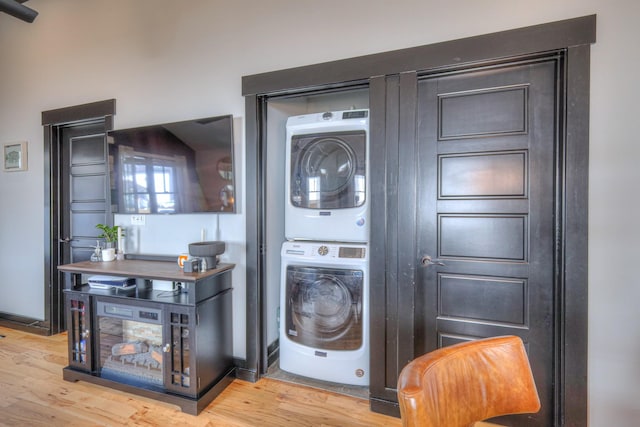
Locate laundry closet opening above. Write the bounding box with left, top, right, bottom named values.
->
left=263, top=87, right=370, bottom=396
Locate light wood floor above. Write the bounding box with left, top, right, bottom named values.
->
left=0, top=326, right=400, bottom=426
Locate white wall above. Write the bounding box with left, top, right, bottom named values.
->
left=1, top=1, right=639, bottom=425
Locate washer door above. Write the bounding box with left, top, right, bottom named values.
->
left=290, top=130, right=366, bottom=209
left=285, top=265, right=363, bottom=351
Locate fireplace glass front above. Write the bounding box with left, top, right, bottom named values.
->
left=96, top=301, right=164, bottom=389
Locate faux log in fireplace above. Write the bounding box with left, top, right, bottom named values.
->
left=58, top=259, right=235, bottom=415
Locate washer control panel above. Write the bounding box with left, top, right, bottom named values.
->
left=338, top=246, right=366, bottom=259
left=283, top=242, right=366, bottom=259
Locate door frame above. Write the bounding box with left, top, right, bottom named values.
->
left=42, top=99, right=115, bottom=335
left=243, top=15, right=594, bottom=426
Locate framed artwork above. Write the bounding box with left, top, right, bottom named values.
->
left=3, top=141, right=27, bottom=172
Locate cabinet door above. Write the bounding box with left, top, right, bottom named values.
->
left=164, top=305, right=197, bottom=397
left=65, top=293, right=93, bottom=372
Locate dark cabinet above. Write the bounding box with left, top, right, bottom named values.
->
left=59, top=260, right=235, bottom=415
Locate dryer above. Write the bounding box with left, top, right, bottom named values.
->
left=279, top=240, right=369, bottom=386
left=285, top=109, right=369, bottom=242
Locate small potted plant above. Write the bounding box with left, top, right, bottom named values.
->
left=96, top=224, right=123, bottom=261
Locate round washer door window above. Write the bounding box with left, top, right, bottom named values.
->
left=285, top=266, right=364, bottom=351
left=292, top=274, right=353, bottom=338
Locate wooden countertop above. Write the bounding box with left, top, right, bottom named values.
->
left=58, top=259, right=234, bottom=282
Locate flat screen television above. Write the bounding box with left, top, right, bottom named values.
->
left=107, top=115, right=235, bottom=214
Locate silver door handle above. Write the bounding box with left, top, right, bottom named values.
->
left=59, top=237, right=71, bottom=243
left=421, top=255, right=445, bottom=266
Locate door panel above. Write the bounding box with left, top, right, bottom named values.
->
left=439, top=151, right=527, bottom=197
left=414, top=60, right=557, bottom=426
left=438, top=84, right=528, bottom=138
left=439, top=274, right=527, bottom=325
left=439, top=214, right=527, bottom=260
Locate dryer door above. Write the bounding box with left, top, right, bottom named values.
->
left=285, top=265, right=363, bottom=351
left=290, top=130, right=366, bottom=209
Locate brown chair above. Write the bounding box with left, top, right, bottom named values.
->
left=397, top=335, right=540, bottom=427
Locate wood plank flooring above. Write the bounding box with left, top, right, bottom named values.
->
left=0, top=326, right=400, bottom=426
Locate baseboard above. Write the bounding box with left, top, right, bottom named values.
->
left=0, top=313, right=51, bottom=336
left=232, top=357, right=258, bottom=382
left=234, top=367, right=258, bottom=383
left=370, top=396, right=400, bottom=418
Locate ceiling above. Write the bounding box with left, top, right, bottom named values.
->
left=0, top=0, right=38, bottom=23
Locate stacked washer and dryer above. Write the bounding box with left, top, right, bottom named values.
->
left=280, top=109, right=370, bottom=386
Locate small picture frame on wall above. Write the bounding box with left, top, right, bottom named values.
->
left=3, top=141, right=28, bottom=172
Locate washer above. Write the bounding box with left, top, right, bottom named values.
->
left=279, top=240, right=369, bottom=386
left=285, top=109, right=369, bottom=242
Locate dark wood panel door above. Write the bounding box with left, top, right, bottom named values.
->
left=59, top=122, right=110, bottom=291
left=414, top=59, right=558, bottom=426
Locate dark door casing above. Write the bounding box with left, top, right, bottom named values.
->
left=42, top=99, right=115, bottom=335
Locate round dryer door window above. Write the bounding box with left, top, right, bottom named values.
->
left=301, top=138, right=355, bottom=194
left=290, top=131, right=366, bottom=209
left=285, top=266, right=363, bottom=351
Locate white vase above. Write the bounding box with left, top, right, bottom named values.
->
left=102, top=247, right=116, bottom=262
